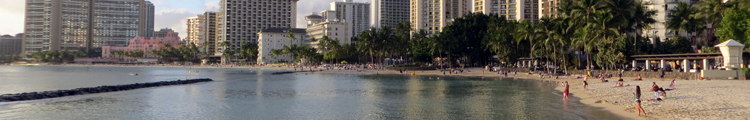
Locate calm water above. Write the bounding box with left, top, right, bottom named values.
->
left=0, top=66, right=622, bottom=120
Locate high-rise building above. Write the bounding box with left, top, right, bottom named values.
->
left=410, top=0, right=472, bottom=34
left=186, top=12, right=218, bottom=54
left=0, top=33, right=23, bottom=55
left=142, top=1, right=155, bottom=37
left=371, top=0, right=410, bottom=28
left=473, top=0, right=539, bottom=21
left=538, top=0, right=559, bottom=18
left=215, top=0, right=298, bottom=57
left=305, top=14, right=351, bottom=52
left=186, top=16, right=202, bottom=45
left=22, top=0, right=154, bottom=55
left=642, top=0, right=694, bottom=43
left=330, top=0, right=370, bottom=37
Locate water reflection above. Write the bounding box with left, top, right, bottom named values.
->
left=0, top=66, right=622, bottom=119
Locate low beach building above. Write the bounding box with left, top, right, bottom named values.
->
left=101, top=29, right=181, bottom=62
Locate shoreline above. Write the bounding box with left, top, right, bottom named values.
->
left=29, top=64, right=647, bottom=119
left=18, top=64, right=749, bottom=119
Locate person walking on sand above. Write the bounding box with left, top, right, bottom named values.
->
left=634, top=86, right=646, bottom=117
left=563, top=81, right=569, bottom=99
left=583, top=80, right=589, bottom=91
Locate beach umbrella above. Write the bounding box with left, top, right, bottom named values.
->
left=341, top=61, right=348, bottom=64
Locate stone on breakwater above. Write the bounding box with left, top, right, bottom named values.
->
left=0, top=78, right=213, bottom=102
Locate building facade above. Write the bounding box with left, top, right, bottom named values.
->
left=372, top=0, right=410, bottom=28
left=215, top=0, right=298, bottom=58
left=642, top=0, right=695, bottom=43
left=331, top=0, right=371, bottom=37
left=538, top=0, right=559, bottom=18
left=305, top=14, right=351, bottom=52
left=473, top=0, right=540, bottom=21
left=101, top=29, right=180, bottom=59
left=186, top=12, right=218, bottom=54
left=0, top=33, right=23, bottom=55
left=186, top=16, right=202, bottom=46
left=410, top=0, right=472, bottom=34
left=256, top=28, right=308, bottom=64
left=141, top=1, right=155, bottom=37
left=22, top=0, right=154, bottom=55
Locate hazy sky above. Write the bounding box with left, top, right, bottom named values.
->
left=0, top=0, right=369, bottom=39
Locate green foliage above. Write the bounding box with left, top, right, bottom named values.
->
left=237, top=40, right=259, bottom=63
left=151, top=43, right=201, bottom=63
left=717, top=8, right=750, bottom=45
left=30, top=50, right=86, bottom=63
left=270, top=44, right=322, bottom=63
left=740, top=68, right=750, bottom=74
left=701, top=46, right=720, bottom=53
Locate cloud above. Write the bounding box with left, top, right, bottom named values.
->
left=0, top=0, right=26, bottom=34
left=155, top=8, right=198, bottom=39
left=204, top=1, right=220, bottom=12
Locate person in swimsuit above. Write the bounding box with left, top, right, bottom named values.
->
left=563, top=81, right=569, bottom=99
left=669, top=79, right=676, bottom=88
left=615, top=79, right=625, bottom=87
left=651, top=82, right=660, bottom=91
left=634, top=86, right=646, bottom=116
left=583, top=80, right=589, bottom=91
left=635, top=74, right=643, bottom=80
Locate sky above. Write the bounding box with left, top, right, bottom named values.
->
left=0, top=0, right=369, bottom=39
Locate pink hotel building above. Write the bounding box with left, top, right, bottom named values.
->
left=102, top=29, right=180, bottom=60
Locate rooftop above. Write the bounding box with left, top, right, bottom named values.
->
left=260, top=28, right=306, bottom=33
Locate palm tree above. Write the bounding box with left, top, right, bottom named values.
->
left=220, top=41, right=233, bottom=63
left=356, top=28, right=377, bottom=63
left=569, top=0, right=605, bottom=29
left=514, top=20, right=539, bottom=64
left=631, top=1, right=657, bottom=46
left=696, top=0, right=736, bottom=25
left=667, top=2, right=703, bottom=37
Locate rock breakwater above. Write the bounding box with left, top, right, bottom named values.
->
left=0, top=78, right=213, bottom=102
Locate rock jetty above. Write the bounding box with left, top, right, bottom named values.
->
left=271, top=71, right=296, bottom=75
left=0, top=78, right=213, bottom=102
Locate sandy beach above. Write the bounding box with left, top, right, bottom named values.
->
left=41, top=64, right=750, bottom=119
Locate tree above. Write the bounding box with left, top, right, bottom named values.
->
left=515, top=20, right=539, bottom=60
left=220, top=41, right=234, bottom=63
left=717, top=8, right=750, bottom=44
left=696, top=0, right=737, bottom=26
left=667, top=2, right=704, bottom=36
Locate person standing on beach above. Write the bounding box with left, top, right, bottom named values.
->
left=660, top=69, right=665, bottom=80
left=583, top=80, right=588, bottom=91
left=634, top=86, right=646, bottom=116
left=563, top=81, right=569, bottom=99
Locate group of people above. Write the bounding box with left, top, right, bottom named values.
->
left=564, top=74, right=678, bottom=117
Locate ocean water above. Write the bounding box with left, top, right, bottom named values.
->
left=0, top=66, right=622, bottom=119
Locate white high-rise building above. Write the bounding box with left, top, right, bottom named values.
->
left=641, top=0, right=694, bottom=43
left=185, top=12, right=218, bottom=54
left=215, top=0, right=298, bottom=59
left=330, top=0, right=371, bottom=37
left=473, top=0, right=540, bottom=21
left=305, top=14, right=351, bottom=53
left=371, top=0, right=410, bottom=28
left=410, top=0, right=472, bottom=34
left=22, top=0, right=154, bottom=55
left=257, top=28, right=308, bottom=64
